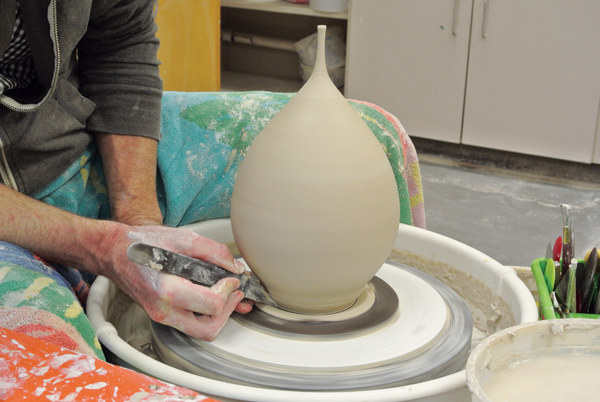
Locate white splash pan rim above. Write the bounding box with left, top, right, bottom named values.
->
left=87, top=219, right=538, bottom=402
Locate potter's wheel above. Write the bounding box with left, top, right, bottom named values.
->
left=151, top=261, right=472, bottom=391
left=87, top=220, right=539, bottom=401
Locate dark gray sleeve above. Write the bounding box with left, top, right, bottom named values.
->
left=77, top=0, right=163, bottom=140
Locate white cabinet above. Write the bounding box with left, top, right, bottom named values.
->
left=596, top=106, right=600, bottom=163
left=346, top=0, right=473, bottom=143
left=346, top=0, right=600, bottom=163
left=463, top=0, right=600, bottom=163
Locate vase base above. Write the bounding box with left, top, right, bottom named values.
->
left=237, top=275, right=397, bottom=338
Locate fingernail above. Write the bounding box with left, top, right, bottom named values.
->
left=234, top=260, right=247, bottom=274
left=214, top=278, right=239, bottom=295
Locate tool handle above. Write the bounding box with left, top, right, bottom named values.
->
left=159, top=250, right=243, bottom=286
left=127, top=243, right=276, bottom=306
left=531, top=258, right=556, bottom=320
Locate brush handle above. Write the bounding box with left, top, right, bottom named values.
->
left=531, top=258, right=556, bottom=319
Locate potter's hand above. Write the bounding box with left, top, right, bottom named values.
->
left=107, top=225, right=253, bottom=341
left=0, top=185, right=250, bottom=341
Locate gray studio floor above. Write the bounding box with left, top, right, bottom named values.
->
left=415, top=143, right=600, bottom=268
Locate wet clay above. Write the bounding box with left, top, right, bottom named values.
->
left=230, top=26, right=399, bottom=314
left=481, top=354, right=600, bottom=401
left=388, top=249, right=515, bottom=334
left=469, top=320, right=600, bottom=402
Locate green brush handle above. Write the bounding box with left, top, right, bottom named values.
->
left=531, top=258, right=556, bottom=320
left=567, top=313, right=600, bottom=319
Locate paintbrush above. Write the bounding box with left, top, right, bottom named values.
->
left=560, top=204, right=573, bottom=283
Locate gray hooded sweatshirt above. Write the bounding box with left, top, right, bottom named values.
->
left=0, top=0, right=163, bottom=195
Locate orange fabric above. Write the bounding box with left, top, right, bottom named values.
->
left=12, top=323, right=80, bottom=351
left=0, top=326, right=219, bottom=401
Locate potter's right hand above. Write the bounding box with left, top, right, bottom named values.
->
left=100, top=225, right=254, bottom=341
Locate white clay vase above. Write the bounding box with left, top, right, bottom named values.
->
left=231, top=25, right=400, bottom=314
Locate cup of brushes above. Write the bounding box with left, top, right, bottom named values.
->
left=532, top=204, right=600, bottom=320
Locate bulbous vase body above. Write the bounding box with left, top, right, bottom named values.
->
left=231, top=26, right=400, bottom=314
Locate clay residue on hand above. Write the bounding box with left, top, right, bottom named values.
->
left=104, top=241, right=243, bottom=360
left=388, top=249, right=515, bottom=335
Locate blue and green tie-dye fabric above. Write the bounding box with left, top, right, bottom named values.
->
left=35, top=91, right=422, bottom=228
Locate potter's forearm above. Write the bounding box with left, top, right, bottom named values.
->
left=0, top=183, right=252, bottom=340
left=95, top=133, right=163, bottom=226
left=0, top=184, right=122, bottom=276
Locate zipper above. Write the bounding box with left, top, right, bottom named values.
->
left=0, top=138, right=18, bottom=191
left=0, top=0, right=60, bottom=191
left=0, top=0, right=60, bottom=113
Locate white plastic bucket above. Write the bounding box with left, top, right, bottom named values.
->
left=466, top=319, right=600, bottom=402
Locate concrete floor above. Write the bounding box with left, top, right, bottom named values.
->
left=414, top=141, right=600, bottom=268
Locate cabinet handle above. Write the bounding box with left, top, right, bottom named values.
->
left=482, top=0, right=489, bottom=38
left=452, top=0, right=460, bottom=35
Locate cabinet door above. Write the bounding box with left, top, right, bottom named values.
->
left=155, top=0, right=220, bottom=91
left=345, top=0, right=473, bottom=143
left=595, top=105, right=600, bottom=164
left=462, top=0, right=600, bottom=163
